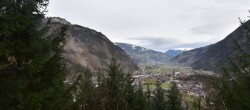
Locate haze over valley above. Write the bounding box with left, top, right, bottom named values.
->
left=1, top=0, right=250, bottom=110
left=43, top=15, right=250, bottom=109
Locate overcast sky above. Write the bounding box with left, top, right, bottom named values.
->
left=48, top=0, right=250, bottom=52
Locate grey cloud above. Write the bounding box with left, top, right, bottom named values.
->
left=122, top=36, right=180, bottom=51
left=128, top=36, right=180, bottom=45
left=123, top=36, right=211, bottom=52
left=190, top=23, right=229, bottom=36
left=189, top=7, right=249, bottom=37
left=48, top=0, right=250, bottom=51
left=146, top=41, right=211, bottom=52
left=170, top=42, right=211, bottom=49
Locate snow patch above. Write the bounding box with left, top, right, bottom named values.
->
left=140, top=47, right=146, bottom=51
left=132, top=45, right=136, bottom=49
left=175, top=48, right=193, bottom=51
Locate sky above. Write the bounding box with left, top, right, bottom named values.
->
left=48, top=0, right=250, bottom=52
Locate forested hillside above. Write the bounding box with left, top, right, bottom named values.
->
left=1, top=0, right=250, bottom=110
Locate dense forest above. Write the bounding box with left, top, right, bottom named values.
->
left=0, top=0, right=250, bottom=110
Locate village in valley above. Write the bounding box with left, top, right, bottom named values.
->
left=132, top=64, right=217, bottom=108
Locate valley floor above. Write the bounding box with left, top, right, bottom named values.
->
left=133, top=64, right=217, bottom=109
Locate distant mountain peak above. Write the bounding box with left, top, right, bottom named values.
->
left=49, top=17, right=71, bottom=25
left=115, top=42, right=171, bottom=64
left=165, top=49, right=185, bottom=57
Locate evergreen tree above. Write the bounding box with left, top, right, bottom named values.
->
left=133, top=82, right=147, bottom=110
left=152, top=80, right=166, bottom=110
left=0, top=0, right=71, bottom=109
left=70, top=69, right=95, bottom=110
left=94, top=68, right=107, bottom=110
left=124, top=73, right=136, bottom=110
left=146, top=83, right=152, bottom=110
left=212, top=17, right=250, bottom=110
left=167, top=82, right=183, bottom=110
left=105, top=55, right=127, bottom=110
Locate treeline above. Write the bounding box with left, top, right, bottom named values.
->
left=67, top=56, right=183, bottom=110
left=0, top=0, right=70, bottom=109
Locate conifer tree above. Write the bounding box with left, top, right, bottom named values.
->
left=152, top=80, right=166, bottom=110
left=0, top=0, right=71, bottom=109
left=105, top=55, right=127, bottom=110
left=70, top=69, right=95, bottom=110
left=212, top=17, right=250, bottom=110
left=133, top=82, right=147, bottom=110
left=94, top=68, right=107, bottom=110
left=167, top=82, right=183, bottom=110
left=146, top=83, right=152, bottom=110
left=124, top=73, right=136, bottom=110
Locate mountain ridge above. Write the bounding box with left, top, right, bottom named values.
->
left=165, top=49, right=185, bottom=57
left=42, top=17, right=139, bottom=78
left=174, top=20, right=250, bottom=72
left=115, top=42, right=172, bottom=65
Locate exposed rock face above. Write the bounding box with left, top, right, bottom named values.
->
left=44, top=17, right=139, bottom=78
left=174, top=20, right=250, bottom=72
left=115, top=42, right=172, bottom=65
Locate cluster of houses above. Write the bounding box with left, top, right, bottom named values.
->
left=175, top=80, right=206, bottom=98
left=133, top=66, right=208, bottom=99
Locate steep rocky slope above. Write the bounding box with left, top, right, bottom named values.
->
left=115, top=43, right=172, bottom=65
left=174, top=20, right=250, bottom=72
left=42, top=17, right=139, bottom=78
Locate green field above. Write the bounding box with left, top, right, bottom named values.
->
left=143, top=77, right=172, bottom=90
left=140, top=64, right=195, bottom=75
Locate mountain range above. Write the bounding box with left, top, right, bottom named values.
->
left=174, top=20, right=250, bottom=72
left=42, top=17, right=250, bottom=75
left=115, top=43, right=172, bottom=65
left=165, top=50, right=185, bottom=57
left=42, top=17, right=139, bottom=78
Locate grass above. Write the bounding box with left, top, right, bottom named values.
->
left=142, top=78, right=172, bottom=90
left=140, top=64, right=193, bottom=74
left=145, top=65, right=178, bottom=74
left=161, top=82, right=171, bottom=89
left=144, top=77, right=157, bottom=84
left=143, top=84, right=156, bottom=90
